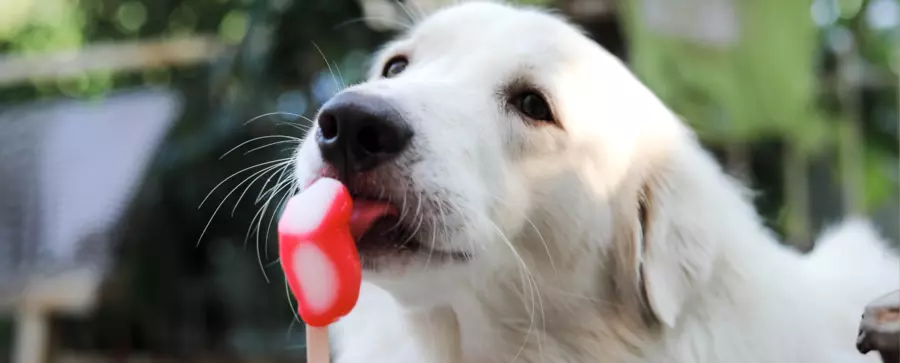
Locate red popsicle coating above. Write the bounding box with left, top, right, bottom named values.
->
left=278, top=178, right=360, bottom=327
left=278, top=178, right=396, bottom=327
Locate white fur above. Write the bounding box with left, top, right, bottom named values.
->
left=291, top=2, right=900, bottom=362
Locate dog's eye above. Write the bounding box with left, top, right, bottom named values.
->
left=382, top=56, right=408, bottom=78
left=513, top=92, right=553, bottom=123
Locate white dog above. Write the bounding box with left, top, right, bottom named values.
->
left=290, top=2, right=900, bottom=362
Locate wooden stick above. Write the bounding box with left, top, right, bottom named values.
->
left=307, top=324, right=331, bottom=363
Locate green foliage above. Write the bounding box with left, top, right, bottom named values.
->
left=620, top=0, right=899, bottom=241
left=219, top=10, right=249, bottom=45
left=863, top=141, right=897, bottom=212
left=0, top=0, right=249, bottom=101
left=623, top=0, right=829, bottom=153
left=115, top=1, right=148, bottom=34
left=513, top=0, right=555, bottom=6
left=3, top=0, right=86, bottom=52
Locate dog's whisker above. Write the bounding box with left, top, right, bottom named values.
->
left=198, top=158, right=290, bottom=209
left=255, top=156, right=296, bottom=203
left=253, top=161, right=292, bottom=205
left=244, top=171, right=297, bottom=262
left=230, top=160, right=293, bottom=217
left=413, top=189, right=424, bottom=228
left=285, top=278, right=302, bottom=325
left=447, top=200, right=547, bottom=362
left=401, top=189, right=426, bottom=247
left=197, top=158, right=293, bottom=246
left=422, top=212, right=438, bottom=272
left=400, top=191, right=408, bottom=226
left=249, top=194, right=278, bottom=281
left=288, top=114, right=317, bottom=125
left=393, top=0, right=420, bottom=24
left=401, top=211, right=421, bottom=247
left=409, top=0, right=428, bottom=21
left=243, top=111, right=303, bottom=126
left=387, top=188, right=411, bottom=234
left=487, top=194, right=558, bottom=281
left=242, top=139, right=302, bottom=156
left=421, top=193, right=438, bottom=272
left=439, top=199, right=545, bottom=357
left=442, top=199, right=485, bottom=255
left=219, top=135, right=299, bottom=160
left=276, top=122, right=313, bottom=134
left=333, top=16, right=413, bottom=31
left=254, top=177, right=292, bottom=212
left=437, top=199, right=474, bottom=256
left=332, top=58, right=347, bottom=90
left=260, top=181, right=294, bottom=263
left=252, top=164, right=296, bottom=254
left=237, top=157, right=296, bottom=282
left=312, top=42, right=346, bottom=92
left=245, top=191, right=268, bottom=246
left=285, top=316, right=295, bottom=339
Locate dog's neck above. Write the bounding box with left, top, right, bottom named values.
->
left=339, top=223, right=776, bottom=363
left=373, top=257, right=675, bottom=363
left=348, top=244, right=665, bottom=363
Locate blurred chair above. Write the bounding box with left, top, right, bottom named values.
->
left=0, top=89, right=181, bottom=363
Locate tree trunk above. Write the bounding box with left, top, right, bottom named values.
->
left=783, top=145, right=811, bottom=251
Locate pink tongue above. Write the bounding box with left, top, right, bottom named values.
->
left=349, top=201, right=396, bottom=239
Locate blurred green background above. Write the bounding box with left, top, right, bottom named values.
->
left=0, top=0, right=896, bottom=362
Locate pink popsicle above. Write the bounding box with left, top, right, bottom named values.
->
left=277, top=177, right=393, bottom=361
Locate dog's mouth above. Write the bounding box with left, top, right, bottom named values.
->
left=303, top=168, right=471, bottom=269
left=348, top=198, right=417, bottom=256
left=348, top=196, right=470, bottom=269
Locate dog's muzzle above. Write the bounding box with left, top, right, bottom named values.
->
left=315, top=91, right=413, bottom=181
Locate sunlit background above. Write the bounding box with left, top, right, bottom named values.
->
left=0, top=0, right=897, bottom=362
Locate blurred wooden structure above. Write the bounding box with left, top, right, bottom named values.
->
left=0, top=36, right=224, bottom=87
left=53, top=354, right=298, bottom=363
left=0, top=34, right=223, bottom=363
left=5, top=270, right=103, bottom=363
left=0, top=90, right=181, bottom=363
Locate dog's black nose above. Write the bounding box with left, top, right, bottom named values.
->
left=316, top=92, right=413, bottom=175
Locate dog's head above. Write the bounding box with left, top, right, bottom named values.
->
left=293, top=1, right=722, bottom=327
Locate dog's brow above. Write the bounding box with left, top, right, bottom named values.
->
left=501, top=74, right=541, bottom=95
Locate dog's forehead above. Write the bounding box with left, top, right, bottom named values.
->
left=407, top=2, right=581, bottom=61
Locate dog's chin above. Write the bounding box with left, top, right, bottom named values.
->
left=355, top=215, right=430, bottom=271
left=356, top=214, right=472, bottom=274
left=356, top=217, right=475, bottom=308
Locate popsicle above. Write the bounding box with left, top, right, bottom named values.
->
left=278, top=177, right=394, bottom=363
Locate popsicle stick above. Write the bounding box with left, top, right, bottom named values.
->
left=307, top=324, right=331, bottom=363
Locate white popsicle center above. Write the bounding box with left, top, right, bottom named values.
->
left=292, top=243, right=338, bottom=314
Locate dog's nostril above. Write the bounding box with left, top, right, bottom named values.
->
left=319, top=114, right=339, bottom=141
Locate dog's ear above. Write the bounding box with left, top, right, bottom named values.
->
left=610, top=164, right=717, bottom=328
